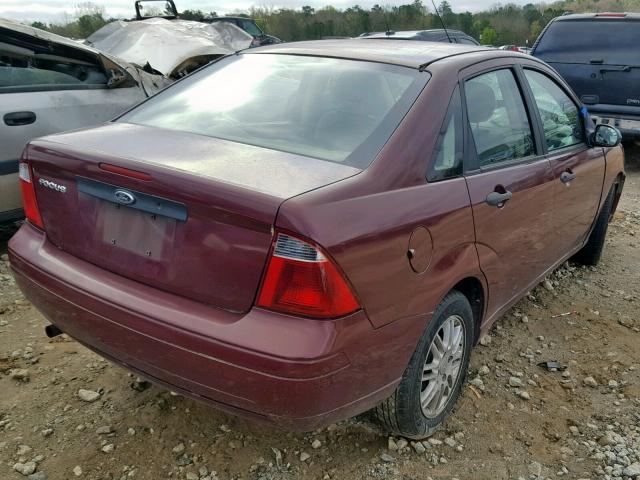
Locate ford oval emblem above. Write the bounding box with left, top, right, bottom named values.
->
left=114, top=189, right=136, bottom=205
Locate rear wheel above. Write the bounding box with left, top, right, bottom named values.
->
left=374, top=291, right=474, bottom=439
left=573, top=187, right=615, bottom=266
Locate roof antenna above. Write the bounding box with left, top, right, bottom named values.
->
left=430, top=0, right=453, bottom=43
left=384, top=12, right=393, bottom=36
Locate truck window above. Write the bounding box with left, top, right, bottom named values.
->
left=535, top=20, right=640, bottom=65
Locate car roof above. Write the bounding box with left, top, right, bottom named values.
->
left=0, top=17, right=99, bottom=56
left=553, top=12, right=640, bottom=21
left=248, top=39, right=502, bottom=69
left=364, top=29, right=466, bottom=37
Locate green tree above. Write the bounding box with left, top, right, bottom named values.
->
left=180, top=9, right=206, bottom=21
left=480, top=26, right=498, bottom=45
left=529, top=20, right=543, bottom=41
left=76, top=13, right=108, bottom=38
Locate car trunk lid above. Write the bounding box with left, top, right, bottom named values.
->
left=26, top=123, right=360, bottom=313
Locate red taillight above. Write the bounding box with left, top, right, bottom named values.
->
left=256, top=233, right=360, bottom=319
left=18, top=162, right=44, bottom=229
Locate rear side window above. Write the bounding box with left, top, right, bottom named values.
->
left=120, top=54, right=428, bottom=167
left=524, top=69, right=584, bottom=151
left=535, top=20, right=640, bottom=65
left=465, top=69, right=535, bottom=168
left=428, top=86, right=463, bottom=181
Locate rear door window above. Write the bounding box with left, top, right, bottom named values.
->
left=464, top=69, right=535, bottom=168
left=428, top=86, right=463, bottom=181
left=535, top=20, right=640, bottom=65
left=524, top=69, right=584, bottom=151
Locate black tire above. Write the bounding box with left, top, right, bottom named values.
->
left=373, top=290, right=474, bottom=439
left=573, top=187, right=615, bottom=266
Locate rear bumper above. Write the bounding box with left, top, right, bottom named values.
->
left=9, top=224, right=423, bottom=430
left=588, top=109, right=640, bottom=138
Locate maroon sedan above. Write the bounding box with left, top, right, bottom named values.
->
left=9, top=40, right=625, bottom=438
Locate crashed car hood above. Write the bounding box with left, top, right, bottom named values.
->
left=86, top=18, right=253, bottom=78
left=0, top=17, right=171, bottom=94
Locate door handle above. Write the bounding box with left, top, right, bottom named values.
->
left=560, top=171, right=576, bottom=183
left=3, top=111, right=36, bottom=126
left=486, top=190, right=512, bottom=207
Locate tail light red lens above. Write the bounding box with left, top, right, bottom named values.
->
left=256, top=233, right=360, bottom=319
left=18, top=162, right=44, bottom=229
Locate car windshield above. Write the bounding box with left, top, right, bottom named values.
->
left=119, top=54, right=427, bottom=167
left=238, top=19, right=263, bottom=37
left=535, top=20, right=640, bottom=65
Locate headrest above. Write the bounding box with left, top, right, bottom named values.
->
left=466, top=81, right=496, bottom=124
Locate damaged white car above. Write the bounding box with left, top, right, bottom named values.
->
left=0, top=18, right=169, bottom=223
left=86, top=17, right=253, bottom=79
left=0, top=16, right=252, bottom=223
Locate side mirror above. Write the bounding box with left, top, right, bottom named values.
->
left=592, top=124, right=622, bottom=147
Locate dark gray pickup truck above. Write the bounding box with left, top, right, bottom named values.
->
left=533, top=12, right=640, bottom=138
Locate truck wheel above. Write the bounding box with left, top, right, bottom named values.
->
left=573, top=187, right=615, bottom=266
left=374, top=290, right=474, bottom=439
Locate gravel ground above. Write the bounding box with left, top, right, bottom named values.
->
left=0, top=148, right=639, bottom=480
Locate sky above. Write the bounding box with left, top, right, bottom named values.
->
left=0, top=0, right=535, bottom=24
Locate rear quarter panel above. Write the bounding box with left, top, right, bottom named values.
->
left=276, top=62, right=484, bottom=331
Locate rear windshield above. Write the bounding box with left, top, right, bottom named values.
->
left=535, top=19, right=640, bottom=65
left=119, top=54, right=427, bottom=167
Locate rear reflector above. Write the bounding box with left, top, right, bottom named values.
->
left=256, top=233, right=360, bottom=319
left=18, top=162, right=44, bottom=229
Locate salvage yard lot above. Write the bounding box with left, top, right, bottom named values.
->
left=0, top=151, right=639, bottom=480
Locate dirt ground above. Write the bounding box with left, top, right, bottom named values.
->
left=1, top=147, right=639, bottom=480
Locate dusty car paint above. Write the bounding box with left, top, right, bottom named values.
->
left=9, top=40, right=626, bottom=430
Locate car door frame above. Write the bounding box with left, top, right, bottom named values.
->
left=456, top=57, right=562, bottom=329
left=514, top=57, right=607, bottom=258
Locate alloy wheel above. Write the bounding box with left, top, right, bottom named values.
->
left=420, top=314, right=466, bottom=418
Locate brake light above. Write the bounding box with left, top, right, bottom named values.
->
left=596, top=12, right=626, bottom=17
left=18, top=162, right=43, bottom=229
left=99, top=163, right=152, bottom=181
left=256, top=233, right=360, bottom=319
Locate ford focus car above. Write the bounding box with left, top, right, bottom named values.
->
left=9, top=40, right=625, bottom=438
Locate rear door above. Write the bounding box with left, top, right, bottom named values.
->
left=520, top=66, right=605, bottom=257
left=461, top=63, right=557, bottom=321
left=533, top=17, right=640, bottom=119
